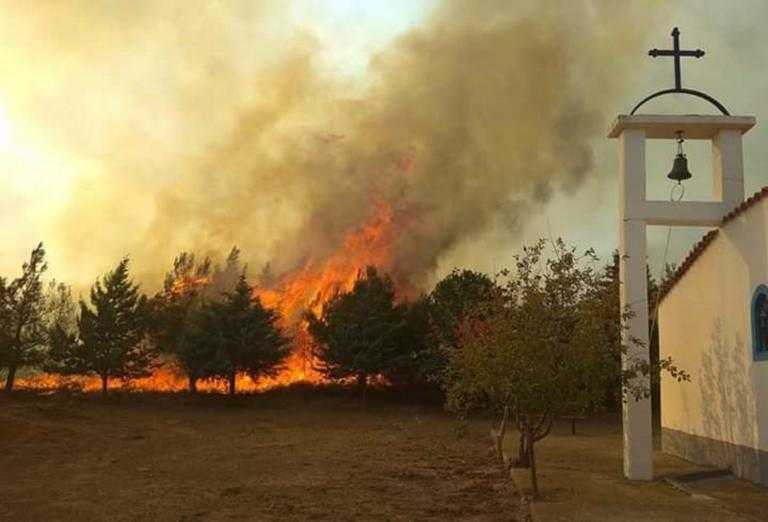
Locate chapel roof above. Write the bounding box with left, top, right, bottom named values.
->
left=657, top=186, right=768, bottom=303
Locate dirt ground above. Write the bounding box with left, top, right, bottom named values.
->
left=1, top=388, right=520, bottom=521
left=1, top=389, right=766, bottom=521
left=518, top=417, right=767, bottom=521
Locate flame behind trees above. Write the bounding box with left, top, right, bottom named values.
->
left=149, top=249, right=291, bottom=394
left=19, top=203, right=403, bottom=394
left=306, top=266, right=409, bottom=396
left=148, top=252, right=214, bottom=393
left=193, top=274, right=290, bottom=395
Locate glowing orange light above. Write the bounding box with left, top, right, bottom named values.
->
left=19, top=201, right=401, bottom=393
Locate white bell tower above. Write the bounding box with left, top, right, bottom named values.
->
left=608, top=114, right=755, bottom=480
left=607, top=27, right=756, bottom=480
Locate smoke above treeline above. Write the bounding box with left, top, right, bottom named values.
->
left=0, top=1, right=660, bottom=292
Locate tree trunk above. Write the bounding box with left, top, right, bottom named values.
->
left=4, top=365, right=17, bottom=393
left=492, top=405, right=509, bottom=472
left=356, top=373, right=367, bottom=394
left=228, top=372, right=236, bottom=396
left=101, top=374, right=108, bottom=397
left=356, top=373, right=367, bottom=407
left=518, top=433, right=529, bottom=467
left=188, top=375, right=198, bottom=394
left=528, top=434, right=539, bottom=498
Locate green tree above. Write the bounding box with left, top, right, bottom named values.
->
left=385, top=295, right=434, bottom=389
left=149, top=252, right=214, bottom=393
left=43, top=280, right=80, bottom=380
left=49, top=257, right=155, bottom=396
left=430, top=269, right=496, bottom=348
left=593, top=252, right=622, bottom=409
left=308, top=266, right=408, bottom=396
left=43, top=281, right=78, bottom=334
left=424, top=269, right=496, bottom=382
left=210, top=246, right=242, bottom=295
left=444, top=240, right=688, bottom=497
left=0, top=243, right=48, bottom=392
left=204, top=273, right=290, bottom=395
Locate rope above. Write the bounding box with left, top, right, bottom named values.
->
left=649, top=182, right=685, bottom=336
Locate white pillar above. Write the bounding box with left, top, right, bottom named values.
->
left=619, top=129, right=653, bottom=481
left=712, top=129, right=745, bottom=211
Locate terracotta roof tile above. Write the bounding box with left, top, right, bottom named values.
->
left=657, top=186, right=768, bottom=303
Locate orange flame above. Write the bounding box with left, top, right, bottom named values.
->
left=253, top=201, right=398, bottom=387
left=19, top=202, right=400, bottom=393
left=256, top=201, right=396, bottom=319
left=169, top=275, right=210, bottom=296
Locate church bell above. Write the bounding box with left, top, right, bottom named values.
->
left=668, top=131, right=692, bottom=183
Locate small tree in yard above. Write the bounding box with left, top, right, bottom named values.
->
left=444, top=239, right=689, bottom=497
left=204, top=273, right=290, bottom=395
left=49, top=258, right=155, bottom=396
left=0, top=243, right=48, bottom=392
left=307, top=266, right=409, bottom=397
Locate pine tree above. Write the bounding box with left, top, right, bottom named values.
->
left=0, top=243, right=48, bottom=392
left=205, top=273, right=290, bottom=395
left=308, top=266, right=408, bottom=395
left=50, top=257, right=155, bottom=396
left=43, top=280, right=80, bottom=379
left=149, top=252, right=214, bottom=393
left=210, top=246, right=242, bottom=295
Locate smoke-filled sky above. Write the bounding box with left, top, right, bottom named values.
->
left=1, top=0, right=767, bottom=293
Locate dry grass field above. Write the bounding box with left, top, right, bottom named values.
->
left=1, top=388, right=521, bottom=521
left=2, top=388, right=766, bottom=521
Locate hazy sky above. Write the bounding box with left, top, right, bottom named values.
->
left=1, top=0, right=767, bottom=293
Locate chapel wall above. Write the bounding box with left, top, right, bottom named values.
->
left=659, top=197, right=768, bottom=483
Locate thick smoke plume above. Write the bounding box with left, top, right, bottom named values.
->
left=0, top=1, right=658, bottom=291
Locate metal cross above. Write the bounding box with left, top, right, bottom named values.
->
left=649, top=27, right=704, bottom=90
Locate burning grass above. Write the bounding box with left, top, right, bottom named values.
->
left=16, top=363, right=316, bottom=394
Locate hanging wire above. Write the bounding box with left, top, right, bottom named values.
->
left=649, top=181, right=685, bottom=337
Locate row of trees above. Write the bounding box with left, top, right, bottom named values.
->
left=147, top=250, right=290, bottom=395
left=0, top=245, right=291, bottom=395
left=0, top=243, right=500, bottom=397
left=307, top=266, right=497, bottom=396
left=1, top=241, right=681, bottom=408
